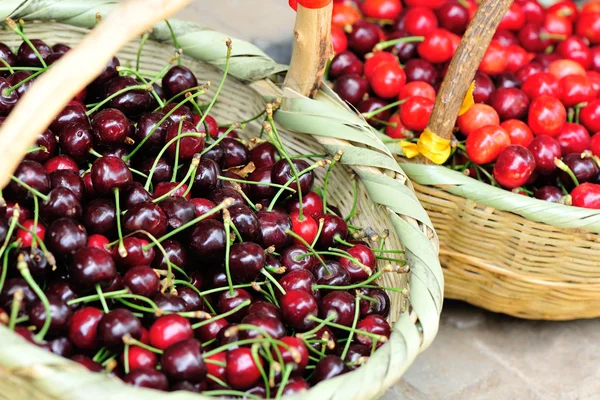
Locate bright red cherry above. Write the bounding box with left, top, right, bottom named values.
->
left=571, top=183, right=600, bottom=209
left=369, top=62, right=406, bottom=99
left=403, top=7, right=439, bottom=36
left=290, top=211, right=318, bottom=245
left=505, top=45, right=533, bottom=73
left=331, top=26, right=348, bottom=54
left=576, top=12, right=600, bottom=45
left=68, top=307, right=103, bottom=350
left=399, top=96, right=434, bottom=132
left=385, top=113, right=412, bottom=139
left=457, top=104, right=500, bottom=136
left=149, top=314, right=193, bottom=350
left=556, top=123, right=591, bottom=156
left=121, top=345, right=158, bottom=371
left=581, top=99, right=600, bottom=133
left=226, top=347, right=264, bottom=390
left=466, top=125, right=511, bottom=164
left=521, top=72, right=562, bottom=100
left=399, top=81, right=436, bottom=102
left=493, top=145, right=536, bottom=189
left=548, top=59, right=586, bottom=80
left=591, top=132, right=600, bottom=156
left=528, top=95, right=566, bottom=137
left=364, top=52, right=397, bottom=81
left=331, top=3, right=361, bottom=29
left=560, top=75, right=596, bottom=108
left=418, top=29, right=456, bottom=64
left=16, top=219, right=45, bottom=247
left=556, top=36, right=592, bottom=69
left=287, top=191, right=323, bottom=218
left=527, top=135, right=562, bottom=175
left=88, top=234, right=110, bottom=252
left=360, top=0, right=402, bottom=20
left=479, top=41, right=508, bottom=76
left=501, top=119, right=533, bottom=147
left=499, top=3, right=525, bottom=31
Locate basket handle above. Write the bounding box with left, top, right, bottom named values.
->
left=424, top=0, right=514, bottom=162
left=0, top=0, right=192, bottom=190
left=284, top=3, right=333, bottom=98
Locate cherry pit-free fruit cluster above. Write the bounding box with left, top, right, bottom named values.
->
left=328, top=0, right=600, bottom=209
left=0, top=19, right=406, bottom=399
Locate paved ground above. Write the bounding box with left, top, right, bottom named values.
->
left=176, top=2, right=597, bottom=398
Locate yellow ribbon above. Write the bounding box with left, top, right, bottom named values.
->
left=458, top=81, right=476, bottom=116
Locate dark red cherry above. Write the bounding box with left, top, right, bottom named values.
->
left=41, top=187, right=82, bottom=221
left=320, top=291, right=356, bottom=327
left=16, top=39, right=51, bottom=67
left=163, top=104, right=193, bottom=125
left=316, top=214, right=348, bottom=249
left=556, top=123, right=591, bottom=155
left=179, top=287, right=203, bottom=311
left=279, top=269, right=319, bottom=299
left=495, top=72, right=521, bottom=89
left=92, top=108, right=131, bottom=146
left=247, top=300, right=281, bottom=320
left=7, top=71, right=34, bottom=97
left=281, top=244, right=319, bottom=272
left=280, top=290, right=318, bottom=330
left=333, top=74, right=368, bottom=106
left=247, top=166, right=275, bottom=200
left=161, top=338, right=207, bottom=383
left=0, top=77, right=18, bottom=115
left=83, top=198, right=116, bottom=235
left=46, top=218, right=87, bottom=257
left=271, top=159, right=314, bottom=194
left=0, top=278, right=36, bottom=313
left=12, top=247, right=49, bottom=280
left=436, top=0, right=469, bottom=34
left=42, top=336, right=73, bottom=358
left=347, top=20, right=382, bottom=56
left=152, top=239, right=189, bottom=272
left=123, top=368, right=169, bottom=391
left=7, top=160, right=50, bottom=202
left=149, top=314, right=193, bottom=350
left=26, top=129, right=57, bottom=163
left=220, top=138, right=250, bottom=169
left=238, top=313, right=286, bottom=342
left=112, top=237, right=155, bottom=269
left=312, top=260, right=351, bottom=288
left=165, top=120, right=204, bottom=160
left=189, top=219, right=226, bottom=261
left=123, top=182, right=154, bottom=209
left=195, top=317, right=228, bottom=343
left=339, top=343, right=370, bottom=368
left=219, top=171, right=251, bottom=197
left=44, top=155, right=79, bottom=174
left=50, top=103, right=89, bottom=135
left=123, top=265, right=159, bottom=297
left=134, top=112, right=171, bottom=152
left=90, top=156, right=132, bottom=195
left=0, top=43, right=17, bottom=75
left=162, top=66, right=198, bottom=99
left=139, top=157, right=173, bottom=184
left=91, top=56, right=120, bottom=87
left=229, top=242, right=265, bottom=283
left=217, top=288, right=252, bottom=323
left=359, top=287, right=391, bottom=318
left=339, top=244, right=376, bottom=282
left=404, top=59, right=438, bottom=86
left=152, top=293, right=188, bottom=315
left=154, top=181, right=190, bottom=200
left=70, top=247, right=117, bottom=291
left=356, top=314, right=391, bottom=347
left=51, top=43, right=71, bottom=54
left=228, top=205, right=260, bottom=242
left=226, top=347, right=264, bottom=390
left=159, top=196, right=196, bottom=230
left=191, top=158, right=220, bottom=197
left=71, top=354, right=103, bottom=372
left=490, top=88, right=530, bottom=121
left=46, top=281, right=78, bottom=311
left=201, top=141, right=224, bottom=165
left=528, top=136, right=562, bottom=175
left=257, top=210, right=292, bottom=250
left=49, top=170, right=84, bottom=202
left=68, top=306, right=103, bottom=349
left=534, top=186, right=563, bottom=203
left=274, top=336, right=309, bottom=375
left=559, top=154, right=599, bottom=189
left=312, top=355, right=349, bottom=384
left=28, top=297, right=71, bottom=334
left=329, top=51, right=364, bottom=79
left=249, top=142, right=279, bottom=168
left=59, top=123, right=93, bottom=160
left=98, top=308, right=142, bottom=349
left=105, top=76, right=151, bottom=118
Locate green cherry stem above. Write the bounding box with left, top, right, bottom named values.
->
left=0, top=58, right=14, bottom=74
left=172, top=279, right=216, bottom=314
left=67, top=289, right=129, bottom=306
left=8, top=289, right=23, bottom=330
left=373, top=35, right=424, bottom=51
left=260, top=269, right=286, bottom=295
left=86, top=84, right=150, bottom=116
left=206, top=374, right=230, bottom=388
left=191, top=299, right=251, bottom=329
left=340, top=292, right=361, bottom=361
left=267, top=161, right=327, bottom=212
left=31, top=195, right=39, bottom=251
left=311, top=218, right=324, bottom=249
left=362, top=99, right=407, bottom=120
left=9, top=176, right=49, bottom=201
left=223, top=209, right=235, bottom=296
left=308, top=315, right=387, bottom=342
left=116, top=65, right=167, bottom=109
left=123, top=335, right=163, bottom=354
left=95, top=284, right=109, bottom=313
left=3, top=68, right=46, bottom=96
left=217, top=176, right=295, bottom=192
left=313, top=270, right=384, bottom=291
left=164, top=20, right=182, bottom=65
left=284, top=229, right=327, bottom=270
left=123, top=343, right=130, bottom=374
left=171, top=119, right=185, bottom=181
left=344, top=178, right=359, bottom=222
left=1, top=242, right=21, bottom=296
left=555, top=158, right=580, bottom=187
left=154, top=155, right=200, bottom=203
left=17, top=255, right=51, bottom=342
left=275, top=364, right=293, bottom=400
left=322, top=150, right=342, bottom=214
left=7, top=18, right=47, bottom=68
left=113, top=189, right=127, bottom=258
left=200, top=123, right=238, bottom=155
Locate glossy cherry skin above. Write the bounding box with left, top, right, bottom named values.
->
left=122, top=182, right=153, bottom=209
left=571, top=183, right=600, bottom=209
left=161, top=338, right=207, bottom=383
left=195, top=317, right=228, bottom=343
left=559, top=154, right=599, bottom=189
left=404, top=59, right=438, bottom=86
left=370, top=62, right=407, bottom=99
left=556, top=123, right=591, bottom=156
left=134, top=112, right=171, bottom=152
left=139, top=157, right=172, bottom=185
left=91, top=108, right=130, bottom=146
left=83, top=198, right=116, bottom=235
left=149, top=314, right=194, bottom=350
left=68, top=306, right=104, bottom=349
left=581, top=99, right=600, bottom=133
left=527, top=135, right=562, bottom=175
left=49, top=170, right=84, bottom=201
left=71, top=354, right=103, bottom=372
left=97, top=308, right=142, bottom=349
left=220, top=138, right=250, bottom=169
left=280, top=290, right=318, bottom=331
left=333, top=74, right=369, bottom=106
left=490, top=88, right=529, bottom=121
left=359, top=97, right=392, bottom=128
left=312, top=260, right=351, bottom=288
left=399, top=96, right=434, bottom=132
left=154, top=181, right=191, bottom=200
left=190, top=158, right=220, bottom=198
left=152, top=239, right=189, bottom=272
left=359, top=287, right=391, bottom=318
left=51, top=103, right=89, bottom=136
left=466, top=125, right=511, bottom=165
left=249, top=142, right=278, bottom=169
left=501, top=119, right=533, bottom=147
left=217, top=288, right=253, bottom=323
left=204, top=352, right=227, bottom=384
left=339, top=244, right=376, bottom=282
left=274, top=336, right=309, bottom=375
left=16, top=39, right=51, bottom=67
left=46, top=218, right=87, bottom=257
left=315, top=214, right=348, bottom=249
left=320, top=291, right=356, bottom=327
left=289, top=211, right=318, bottom=245
left=356, top=314, right=391, bottom=347
left=312, top=355, right=349, bottom=384
left=7, top=160, right=50, bottom=202
left=123, top=265, right=160, bottom=297
left=87, top=234, right=109, bottom=253
left=7, top=70, right=35, bottom=98
left=41, top=187, right=83, bottom=221
left=90, top=156, right=132, bottom=195
left=123, top=368, right=169, bottom=391
left=112, top=237, right=155, bottom=268
left=347, top=20, right=382, bottom=56
left=239, top=313, right=286, bottom=340
left=70, top=247, right=117, bottom=292
left=256, top=210, right=292, bottom=250
left=165, top=120, right=204, bottom=161
left=121, top=345, right=158, bottom=371
left=534, top=186, right=563, bottom=203
left=28, top=297, right=71, bottom=334
left=279, top=269, right=319, bottom=302
left=247, top=301, right=281, bottom=320
left=436, top=0, right=469, bottom=34
left=0, top=278, right=36, bottom=312
left=26, top=129, right=58, bottom=163
left=225, top=347, right=264, bottom=390
left=42, top=336, right=73, bottom=358
left=402, top=7, right=439, bottom=36
left=329, top=51, right=364, bottom=80
left=0, top=43, right=16, bottom=75
left=226, top=205, right=259, bottom=242
left=15, top=219, right=45, bottom=248
left=247, top=166, right=275, bottom=201
left=189, top=219, right=226, bottom=261
left=162, top=66, right=198, bottom=99
left=457, top=104, right=500, bottom=137
left=46, top=281, right=79, bottom=311
left=493, top=145, right=536, bottom=189
left=0, top=77, right=18, bottom=115
left=281, top=244, right=319, bottom=272
left=163, top=104, right=194, bottom=125
left=528, top=95, right=566, bottom=137
left=104, top=76, right=151, bottom=118
left=229, top=242, right=265, bottom=283
left=158, top=196, right=195, bottom=231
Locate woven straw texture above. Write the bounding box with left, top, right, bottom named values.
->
left=0, top=1, right=443, bottom=399
left=400, top=162, right=600, bottom=320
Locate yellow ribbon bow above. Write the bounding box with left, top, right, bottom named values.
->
left=400, top=81, right=476, bottom=165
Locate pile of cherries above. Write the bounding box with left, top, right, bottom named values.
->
left=328, top=0, right=600, bottom=209
left=0, top=21, right=405, bottom=399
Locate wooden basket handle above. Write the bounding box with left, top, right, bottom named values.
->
left=284, top=3, right=333, bottom=98
left=425, top=0, right=514, bottom=155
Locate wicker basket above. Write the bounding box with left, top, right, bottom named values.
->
left=0, top=0, right=443, bottom=399
left=388, top=0, right=600, bottom=320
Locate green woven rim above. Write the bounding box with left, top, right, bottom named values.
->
left=0, top=1, right=443, bottom=399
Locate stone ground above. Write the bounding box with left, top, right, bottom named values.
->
left=176, top=2, right=598, bottom=398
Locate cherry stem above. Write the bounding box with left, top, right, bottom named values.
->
left=16, top=255, right=50, bottom=342
left=116, top=298, right=156, bottom=314
left=334, top=236, right=355, bottom=247
left=374, top=35, right=424, bottom=51
left=260, top=269, right=286, bottom=295
left=344, top=178, right=359, bottom=222
left=8, top=289, right=23, bottom=331
left=299, top=314, right=337, bottom=340
left=143, top=198, right=234, bottom=251
left=195, top=39, right=232, bottom=132
left=204, top=359, right=227, bottom=367
left=123, top=343, right=130, bottom=374
left=136, top=32, right=150, bottom=72
left=362, top=99, right=407, bottom=119
left=0, top=66, right=42, bottom=72
left=171, top=119, right=185, bottom=181
left=15, top=222, right=54, bottom=269
left=230, top=221, right=243, bottom=242
left=7, top=18, right=47, bottom=68
left=267, top=161, right=326, bottom=212
left=86, top=84, right=149, bottom=116
left=143, top=132, right=206, bottom=189
left=122, top=335, right=163, bottom=354
left=92, top=347, right=107, bottom=362
left=9, top=176, right=49, bottom=202
left=539, top=33, right=567, bottom=41
left=318, top=249, right=372, bottom=276
left=172, top=279, right=216, bottom=314
left=116, top=66, right=166, bottom=109
left=202, top=391, right=262, bottom=400
left=206, top=374, right=230, bottom=388
left=0, top=58, right=14, bottom=74
left=555, top=158, right=580, bottom=187
left=251, top=343, right=270, bottom=396
left=0, top=242, right=20, bottom=301
left=223, top=209, right=235, bottom=296
left=201, top=123, right=236, bottom=153
left=219, top=109, right=266, bottom=128
left=340, top=291, right=361, bottom=361
left=164, top=20, right=182, bottom=66
left=322, top=150, right=343, bottom=214
left=284, top=228, right=327, bottom=270
left=153, top=156, right=199, bottom=203
left=196, top=282, right=264, bottom=297
left=217, top=176, right=294, bottom=192
left=372, top=248, right=405, bottom=254
left=291, top=153, right=328, bottom=159
left=67, top=289, right=129, bottom=306
left=3, top=67, right=46, bottom=96
left=191, top=299, right=251, bottom=329
left=31, top=195, right=39, bottom=251
left=313, top=271, right=384, bottom=291
left=95, top=284, right=109, bottom=313
left=27, top=147, right=47, bottom=155
left=308, top=315, right=386, bottom=342
left=113, top=189, right=127, bottom=258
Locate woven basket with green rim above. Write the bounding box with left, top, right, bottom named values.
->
left=379, top=0, right=599, bottom=320
left=0, top=1, right=443, bottom=399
